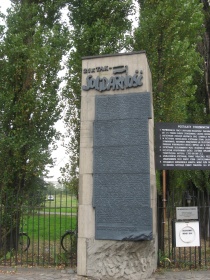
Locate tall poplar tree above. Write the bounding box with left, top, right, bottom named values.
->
left=0, top=0, right=69, bottom=254
left=134, top=0, right=204, bottom=123
left=133, top=0, right=205, bottom=193
left=134, top=0, right=210, bottom=238
left=60, top=0, right=134, bottom=194
left=202, top=0, right=210, bottom=114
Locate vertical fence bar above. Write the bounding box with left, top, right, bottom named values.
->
left=0, top=189, right=1, bottom=264
left=166, top=190, right=170, bottom=268
left=70, top=192, right=73, bottom=266
left=205, top=189, right=208, bottom=267
left=59, top=191, right=62, bottom=258
left=20, top=204, right=23, bottom=266
left=65, top=190, right=67, bottom=231
left=66, top=190, right=69, bottom=265
left=9, top=193, right=12, bottom=266
left=157, top=194, right=161, bottom=266
left=197, top=190, right=201, bottom=268
left=207, top=189, right=210, bottom=267
left=48, top=193, right=51, bottom=265
left=14, top=193, right=17, bottom=265
left=43, top=194, right=46, bottom=266
left=171, top=190, right=175, bottom=264
left=37, top=191, right=40, bottom=266
left=199, top=191, right=204, bottom=268
left=53, top=191, right=57, bottom=265
left=24, top=203, right=28, bottom=265
left=32, top=198, right=34, bottom=266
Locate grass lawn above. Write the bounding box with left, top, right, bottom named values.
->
left=21, top=213, right=77, bottom=242
left=20, top=193, right=78, bottom=241
left=0, top=193, right=78, bottom=267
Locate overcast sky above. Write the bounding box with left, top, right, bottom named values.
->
left=0, top=1, right=10, bottom=13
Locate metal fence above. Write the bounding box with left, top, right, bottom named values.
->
left=158, top=189, right=210, bottom=269
left=5, top=187, right=210, bottom=269
left=0, top=190, right=77, bottom=267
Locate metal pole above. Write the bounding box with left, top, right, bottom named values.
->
left=163, top=170, right=167, bottom=226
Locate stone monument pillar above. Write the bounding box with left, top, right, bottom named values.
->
left=77, top=51, right=157, bottom=280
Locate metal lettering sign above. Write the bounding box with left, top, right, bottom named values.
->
left=176, top=207, right=198, bottom=220
left=82, top=65, right=143, bottom=92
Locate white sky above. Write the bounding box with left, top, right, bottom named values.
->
left=0, top=1, right=10, bottom=14
left=0, top=0, right=68, bottom=182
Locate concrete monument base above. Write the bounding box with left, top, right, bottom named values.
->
left=86, top=238, right=157, bottom=280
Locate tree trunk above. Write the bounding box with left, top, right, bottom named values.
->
left=0, top=190, right=21, bottom=256
left=202, top=1, right=210, bottom=113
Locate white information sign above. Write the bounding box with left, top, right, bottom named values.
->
left=176, top=207, right=198, bottom=220
left=175, top=221, right=200, bottom=247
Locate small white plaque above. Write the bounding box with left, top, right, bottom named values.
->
left=176, top=207, right=198, bottom=220
left=179, top=226, right=195, bottom=243
left=175, top=221, right=200, bottom=247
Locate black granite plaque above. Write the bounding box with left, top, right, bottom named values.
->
left=94, top=145, right=149, bottom=174
left=93, top=92, right=153, bottom=240
left=94, top=119, right=149, bottom=147
left=95, top=92, right=152, bottom=121
left=155, top=123, right=210, bottom=170
left=93, top=174, right=151, bottom=208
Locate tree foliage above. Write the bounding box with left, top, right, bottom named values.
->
left=201, top=0, right=210, bottom=114
left=60, top=0, right=210, bottom=197
left=133, top=0, right=210, bottom=194
left=0, top=0, right=69, bottom=254
left=60, top=0, right=135, bottom=194
left=133, top=0, right=204, bottom=123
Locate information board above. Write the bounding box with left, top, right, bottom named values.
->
left=176, top=207, right=198, bottom=220
left=155, top=123, right=210, bottom=170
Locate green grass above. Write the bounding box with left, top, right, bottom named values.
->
left=21, top=214, right=77, bottom=241
left=0, top=193, right=78, bottom=267
left=20, top=194, right=78, bottom=241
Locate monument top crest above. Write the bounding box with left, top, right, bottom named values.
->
left=81, top=51, right=152, bottom=94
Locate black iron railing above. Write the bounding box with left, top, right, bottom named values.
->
left=0, top=190, right=77, bottom=267
left=158, top=189, right=210, bottom=269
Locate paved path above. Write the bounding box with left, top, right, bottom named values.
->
left=152, top=270, right=210, bottom=279
left=0, top=266, right=210, bottom=280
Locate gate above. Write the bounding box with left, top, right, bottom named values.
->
left=158, top=189, right=210, bottom=269
left=0, top=190, right=77, bottom=267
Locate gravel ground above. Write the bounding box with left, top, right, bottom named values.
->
left=0, top=266, right=210, bottom=280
